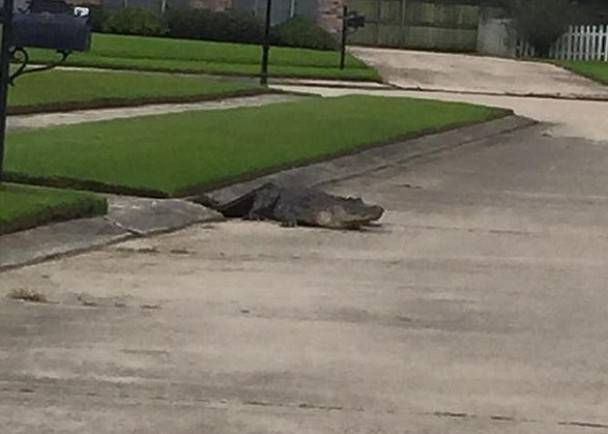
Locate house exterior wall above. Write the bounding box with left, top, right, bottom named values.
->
left=100, top=0, right=231, bottom=11
left=232, top=0, right=341, bottom=33
left=188, top=0, right=231, bottom=10
left=318, top=0, right=343, bottom=34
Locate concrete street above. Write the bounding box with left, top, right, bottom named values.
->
left=2, top=51, right=608, bottom=433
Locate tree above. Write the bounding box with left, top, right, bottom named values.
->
left=503, top=0, right=578, bottom=56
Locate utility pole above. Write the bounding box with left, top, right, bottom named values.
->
left=260, top=0, right=273, bottom=86
left=0, top=0, right=15, bottom=182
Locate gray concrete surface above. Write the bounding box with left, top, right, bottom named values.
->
left=0, top=196, right=221, bottom=271
left=2, top=120, right=608, bottom=432
left=273, top=85, right=608, bottom=142
left=0, top=117, right=526, bottom=271
left=107, top=196, right=223, bottom=236
left=7, top=94, right=303, bottom=131
left=350, top=47, right=608, bottom=99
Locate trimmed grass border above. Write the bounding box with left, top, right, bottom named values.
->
left=27, top=34, right=381, bottom=82
left=551, top=60, right=608, bottom=86
left=9, top=88, right=273, bottom=116
left=8, top=69, right=266, bottom=115
left=5, top=95, right=511, bottom=198
left=0, top=183, right=107, bottom=235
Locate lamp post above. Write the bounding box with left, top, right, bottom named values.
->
left=260, top=0, right=272, bottom=86
left=0, top=0, right=14, bottom=183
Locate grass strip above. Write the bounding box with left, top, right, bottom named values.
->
left=0, top=183, right=107, bottom=235
left=552, top=60, right=608, bottom=86
left=8, top=69, right=263, bottom=114
left=5, top=95, right=510, bottom=197
left=27, top=33, right=380, bottom=81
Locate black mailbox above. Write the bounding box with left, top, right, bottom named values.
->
left=12, top=2, right=91, bottom=52
left=346, top=13, right=365, bottom=30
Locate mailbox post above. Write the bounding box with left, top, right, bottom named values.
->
left=0, top=0, right=15, bottom=182
left=260, top=0, right=273, bottom=86
left=340, top=7, right=365, bottom=70
left=0, top=0, right=91, bottom=183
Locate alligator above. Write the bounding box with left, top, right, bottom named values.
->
left=194, top=183, right=384, bottom=230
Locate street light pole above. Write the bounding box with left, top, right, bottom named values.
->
left=0, top=0, right=14, bottom=183
left=260, top=0, right=272, bottom=86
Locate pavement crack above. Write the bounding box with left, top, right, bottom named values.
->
left=243, top=400, right=345, bottom=412
left=431, top=411, right=472, bottom=419
left=490, top=415, right=516, bottom=421
left=104, top=217, right=143, bottom=237
left=558, top=421, right=608, bottom=429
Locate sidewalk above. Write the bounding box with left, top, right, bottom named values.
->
left=8, top=94, right=303, bottom=131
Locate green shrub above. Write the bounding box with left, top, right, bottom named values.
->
left=102, top=7, right=168, bottom=37
left=167, top=9, right=265, bottom=44
left=96, top=7, right=337, bottom=51
left=273, top=17, right=337, bottom=51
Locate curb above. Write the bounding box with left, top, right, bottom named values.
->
left=205, top=115, right=536, bottom=204
left=0, top=115, right=535, bottom=272
left=0, top=197, right=223, bottom=272
left=390, top=85, right=608, bottom=103
left=269, top=79, right=394, bottom=91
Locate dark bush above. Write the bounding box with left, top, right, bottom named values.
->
left=96, top=6, right=337, bottom=51
left=273, top=17, right=337, bottom=51
left=167, top=9, right=265, bottom=44
left=506, top=0, right=576, bottom=57
left=87, top=5, right=108, bottom=32
left=102, top=7, right=168, bottom=37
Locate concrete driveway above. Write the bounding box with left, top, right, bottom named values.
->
left=351, top=47, right=608, bottom=99
left=2, top=114, right=608, bottom=432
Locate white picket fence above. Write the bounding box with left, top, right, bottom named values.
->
left=517, top=24, right=608, bottom=61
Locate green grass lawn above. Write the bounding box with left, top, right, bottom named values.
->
left=0, top=183, right=107, bottom=235
left=28, top=33, right=380, bottom=82
left=5, top=95, right=508, bottom=197
left=8, top=69, right=262, bottom=114
left=553, top=60, right=608, bottom=85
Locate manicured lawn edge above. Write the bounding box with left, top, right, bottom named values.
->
left=550, top=61, right=608, bottom=86
left=0, top=184, right=108, bottom=236
left=4, top=173, right=164, bottom=198
left=174, top=108, right=513, bottom=197
left=8, top=87, right=275, bottom=116
left=29, top=60, right=383, bottom=83
left=5, top=107, right=513, bottom=198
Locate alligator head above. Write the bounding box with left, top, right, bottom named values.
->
left=313, top=197, right=384, bottom=229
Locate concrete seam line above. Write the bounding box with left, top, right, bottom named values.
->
left=0, top=212, right=223, bottom=273
left=391, top=84, right=608, bottom=102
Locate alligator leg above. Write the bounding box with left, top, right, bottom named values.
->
left=247, top=189, right=281, bottom=221
left=276, top=207, right=299, bottom=228
left=280, top=219, right=298, bottom=228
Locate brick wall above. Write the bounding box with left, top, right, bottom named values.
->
left=316, top=0, right=343, bottom=35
